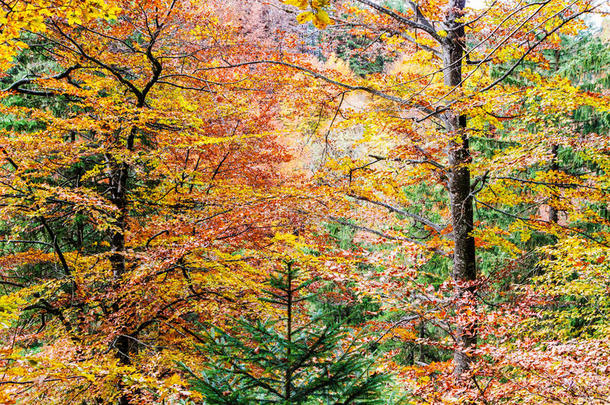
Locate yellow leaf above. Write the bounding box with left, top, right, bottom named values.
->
left=296, top=11, right=315, bottom=24
left=313, top=10, right=333, bottom=29
left=316, top=9, right=332, bottom=25
left=283, top=0, right=309, bottom=9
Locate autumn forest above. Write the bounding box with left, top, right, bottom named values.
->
left=0, top=0, right=609, bottom=403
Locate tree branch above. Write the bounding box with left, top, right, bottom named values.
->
left=39, top=216, right=71, bottom=276
left=2, top=64, right=81, bottom=96
left=198, top=60, right=436, bottom=115
left=349, top=194, right=446, bottom=234
left=354, top=0, right=440, bottom=41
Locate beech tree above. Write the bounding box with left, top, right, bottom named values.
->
left=0, top=1, right=311, bottom=403
left=1, top=0, right=609, bottom=404
left=275, top=0, right=609, bottom=401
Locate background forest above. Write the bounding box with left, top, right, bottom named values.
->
left=0, top=0, right=609, bottom=404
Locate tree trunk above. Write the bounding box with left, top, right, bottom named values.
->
left=108, top=160, right=132, bottom=359
left=442, top=0, right=477, bottom=380
left=107, top=160, right=135, bottom=405
left=549, top=144, right=559, bottom=224
left=106, top=126, right=139, bottom=404
left=109, top=162, right=128, bottom=279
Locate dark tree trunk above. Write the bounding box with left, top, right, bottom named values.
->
left=106, top=127, right=140, bottom=404
left=107, top=160, right=134, bottom=405
left=109, top=162, right=128, bottom=279
left=442, top=0, right=477, bottom=379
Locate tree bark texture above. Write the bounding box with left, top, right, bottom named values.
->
left=442, top=0, right=477, bottom=379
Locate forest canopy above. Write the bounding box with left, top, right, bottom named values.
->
left=0, top=0, right=609, bottom=404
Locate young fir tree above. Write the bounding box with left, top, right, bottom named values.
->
left=182, top=261, right=388, bottom=404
